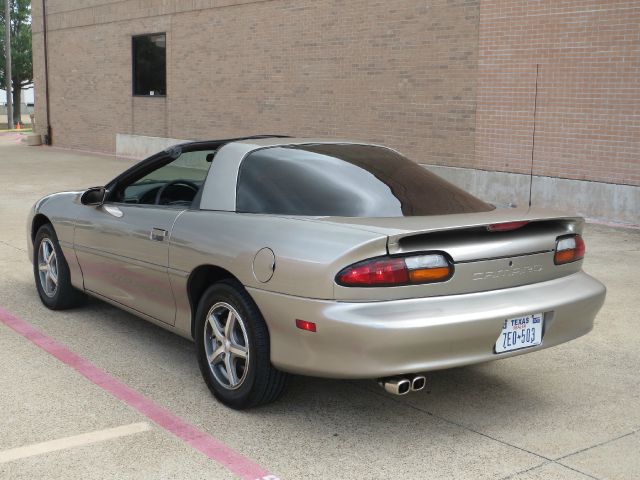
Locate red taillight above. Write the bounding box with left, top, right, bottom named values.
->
left=554, top=234, right=585, bottom=265
left=337, top=258, right=408, bottom=286
left=487, top=221, right=530, bottom=232
left=336, top=254, right=452, bottom=287
left=295, top=319, right=317, bottom=332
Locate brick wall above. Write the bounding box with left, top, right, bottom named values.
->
left=476, top=0, right=640, bottom=186
left=31, top=0, right=480, bottom=165
left=31, top=0, right=640, bottom=189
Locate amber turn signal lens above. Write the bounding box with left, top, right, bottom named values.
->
left=554, top=249, right=576, bottom=264
left=409, top=267, right=451, bottom=282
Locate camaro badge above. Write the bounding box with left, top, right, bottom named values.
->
left=472, top=264, right=543, bottom=281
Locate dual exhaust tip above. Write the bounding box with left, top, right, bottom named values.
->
left=378, top=375, right=426, bottom=395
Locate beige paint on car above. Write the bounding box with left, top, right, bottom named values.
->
left=27, top=139, right=606, bottom=379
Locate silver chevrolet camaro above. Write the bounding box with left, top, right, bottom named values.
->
left=28, top=136, right=606, bottom=409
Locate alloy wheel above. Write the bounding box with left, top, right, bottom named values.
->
left=204, top=302, right=250, bottom=390
left=37, top=238, right=59, bottom=298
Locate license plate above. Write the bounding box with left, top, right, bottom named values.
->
left=495, top=313, right=543, bottom=353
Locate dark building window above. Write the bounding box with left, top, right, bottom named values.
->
left=132, top=33, right=166, bottom=96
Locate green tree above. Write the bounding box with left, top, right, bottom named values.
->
left=0, top=0, right=32, bottom=124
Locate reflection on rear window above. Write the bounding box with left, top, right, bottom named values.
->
left=236, top=144, right=494, bottom=217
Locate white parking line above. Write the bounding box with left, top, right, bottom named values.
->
left=0, top=310, right=277, bottom=480
left=0, top=422, right=152, bottom=463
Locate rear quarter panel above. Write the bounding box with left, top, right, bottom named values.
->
left=168, top=211, right=387, bottom=335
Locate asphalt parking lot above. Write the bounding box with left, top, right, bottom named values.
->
left=0, top=132, right=639, bottom=480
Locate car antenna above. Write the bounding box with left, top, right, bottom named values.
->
left=528, top=64, right=540, bottom=209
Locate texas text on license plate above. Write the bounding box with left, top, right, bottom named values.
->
left=495, top=313, right=543, bottom=353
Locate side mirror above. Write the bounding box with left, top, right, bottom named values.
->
left=80, top=187, right=106, bottom=206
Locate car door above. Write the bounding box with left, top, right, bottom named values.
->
left=74, top=148, right=215, bottom=325
left=74, top=204, right=182, bottom=324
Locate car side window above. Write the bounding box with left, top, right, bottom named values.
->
left=116, top=150, right=215, bottom=207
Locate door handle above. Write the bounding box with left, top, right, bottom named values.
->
left=150, top=228, right=168, bottom=242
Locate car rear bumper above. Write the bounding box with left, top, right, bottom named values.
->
left=248, top=271, right=606, bottom=378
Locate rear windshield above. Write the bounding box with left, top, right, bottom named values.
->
left=236, top=144, right=494, bottom=217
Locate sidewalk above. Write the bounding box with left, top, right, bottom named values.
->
left=1, top=134, right=639, bottom=480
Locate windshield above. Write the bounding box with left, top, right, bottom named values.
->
left=236, top=144, right=494, bottom=217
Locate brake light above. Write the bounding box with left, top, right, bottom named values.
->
left=336, top=253, right=452, bottom=287
left=337, top=258, right=408, bottom=286
left=487, top=221, right=530, bottom=232
left=554, top=234, right=585, bottom=265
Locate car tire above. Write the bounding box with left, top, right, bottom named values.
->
left=33, top=224, right=85, bottom=310
left=195, top=279, right=289, bottom=409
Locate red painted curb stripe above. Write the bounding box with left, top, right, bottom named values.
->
left=0, top=307, right=276, bottom=480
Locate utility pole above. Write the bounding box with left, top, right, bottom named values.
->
left=4, top=0, right=13, bottom=129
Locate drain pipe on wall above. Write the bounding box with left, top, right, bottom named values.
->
left=41, top=0, right=52, bottom=144
left=4, top=0, right=13, bottom=129
left=527, top=63, right=540, bottom=209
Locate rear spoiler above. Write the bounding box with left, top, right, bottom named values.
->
left=384, top=208, right=584, bottom=256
